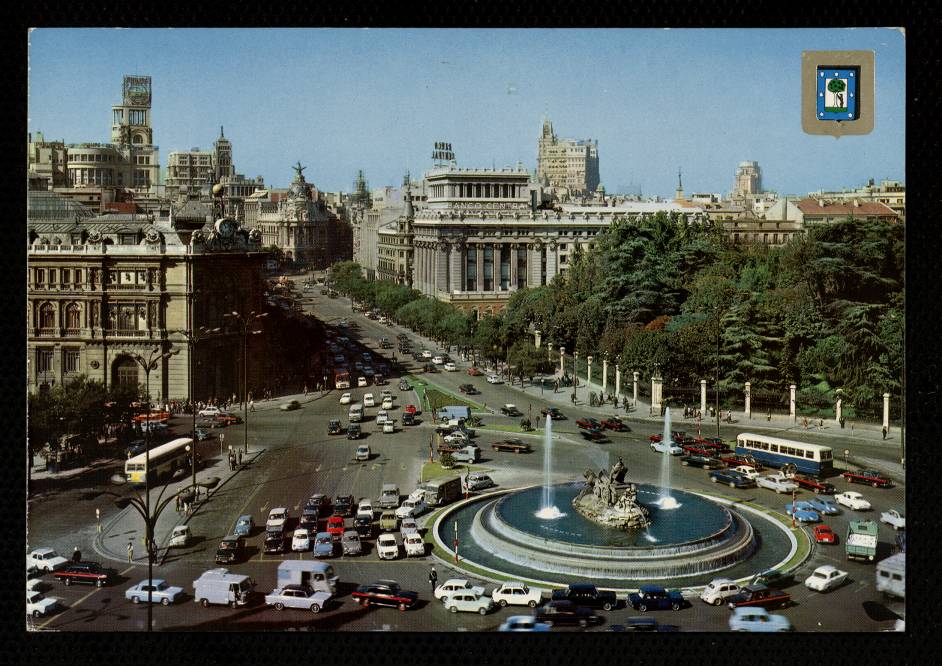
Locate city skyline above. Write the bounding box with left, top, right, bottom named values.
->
left=28, top=28, right=904, bottom=196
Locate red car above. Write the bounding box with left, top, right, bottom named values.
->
left=215, top=413, right=244, bottom=427
left=720, top=454, right=763, bottom=470
left=695, top=436, right=729, bottom=453
left=792, top=475, right=836, bottom=495
left=649, top=434, right=663, bottom=442
left=813, top=524, right=837, bottom=544
left=576, top=417, right=602, bottom=430
left=326, top=515, right=346, bottom=540
left=404, top=404, right=417, bottom=415
left=841, top=469, right=892, bottom=488
left=681, top=443, right=713, bottom=456
left=466, top=367, right=483, bottom=376
left=600, top=417, right=628, bottom=431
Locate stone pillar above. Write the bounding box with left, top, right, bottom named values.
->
left=652, top=374, right=663, bottom=414
left=449, top=242, right=462, bottom=295
left=835, top=398, right=842, bottom=425
left=602, top=358, right=608, bottom=394
left=744, top=381, right=751, bottom=419
left=476, top=243, right=484, bottom=292
left=883, top=393, right=890, bottom=432
left=790, top=384, right=797, bottom=422
left=534, top=330, right=541, bottom=349
left=436, top=243, right=448, bottom=295
left=559, top=346, right=565, bottom=375
left=633, top=371, right=639, bottom=405
left=700, top=379, right=707, bottom=415
left=546, top=241, right=558, bottom=281
left=586, top=356, right=593, bottom=389
left=614, top=365, right=621, bottom=398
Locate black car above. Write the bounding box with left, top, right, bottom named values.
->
left=540, top=407, right=565, bottom=420
left=347, top=424, right=362, bottom=440
left=214, top=535, right=245, bottom=564
left=352, top=580, right=419, bottom=610
left=264, top=528, right=288, bottom=553
left=459, top=384, right=480, bottom=395
left=402, top=412, right=415, bottom=426
left=679, top=454, right=725, bottom=469
left=354, top=515, right=373, bottom=539
left=327, top=419, right=343, bottom=435
left=334, top=494, right=355, bottom=517
left=125, top=440, right=148, bottom=457
left=551, top=584, right=619, bottom=611
left=580, top=429, right=608, bottom=442
left=532, top=600, right=602, bottom=627
left=423, top=363, right=437, bottom=373
left=398, top=379, right=411, bottom=391
left=299, top=507, right=320, bottom=531
left=500, top=405, right=522, bottom=416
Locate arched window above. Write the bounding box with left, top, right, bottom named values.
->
left=65, top=303, right=81, bottom=330
left=113, top=356, right=139, bottom=389
left=39, top=303, right=55, bottom=329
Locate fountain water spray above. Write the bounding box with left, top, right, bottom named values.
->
left=536, top=413, right=565, bottom=519
left=657, top=406, right=680, bottom=510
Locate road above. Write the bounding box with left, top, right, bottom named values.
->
left=26, top=281, right=905, bottom=632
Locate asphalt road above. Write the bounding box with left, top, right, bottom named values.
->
left=26, top=282, right=906, bottom=632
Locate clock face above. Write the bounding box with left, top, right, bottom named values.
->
left=216, top=219, right=236, bottom=238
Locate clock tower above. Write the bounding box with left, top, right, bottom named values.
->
left=110, top=75, right=160, bottom=189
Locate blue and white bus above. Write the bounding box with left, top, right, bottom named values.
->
left=735, top=433, right=833, bottom=476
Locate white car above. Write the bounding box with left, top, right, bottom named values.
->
left=198, top=406, right=222, bottom=417
left=355, top=444, right=371, bottom=461
left=733, top=465, right=762, bottom=481
left=408, top=487, right=427, bottom=504
left=383, top=420, right=396, bottom=434
left=756, top=475, right=799, bottom=493
left=443, top=431, right=469, bottom=445
left=357, top=376, right=368, bottom=388
left=339, top=392, right=352, bottom=405
left=377, top=533, right=399, bottom=560
left=443, top=590, right=495, bottom=615
left=880, top=509, right=905, bottom=530
left=804, top=565, right=849, bottom=592
left=399, top=517, right=419, bottom=536
left=434, top=578, right=485, bottom=601
left=421, top=350, right=433, bottom=358
left=395, top=497, right=428, bottom=519
left=375, top=410, right=389, bottom=425
left=26, top=590, right=59, bottom=618
left=492, top=582, right=542, bottom=608
left=432, top=356, right=444, bottom=365
left=363, top=393, right=375, bottom=407
left=291, top=528, right=311, bottom=552
left=380, top=389, right=393, bottom=400
left=486, top=374, right=503, bottom=384
left=403, top=533, right=425, bottom=557
left=381, top=397, right=394, bottom=410
left=443, top=362, right=457, bottom=372
left=357, top=499, right=374, bottom=518
left=699, top=578, right=741, bottom=606
left=28, top=548, right=68, bottom=572
left=836, top=491, right=872, bottom=511
left=650, top=440, right=683, bottom=455
left=266, top=507, right=289, bottom=530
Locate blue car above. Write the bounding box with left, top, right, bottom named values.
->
left=627, top=585, right=685, bottom=612
left=708, top=469, right=756, bottom=488
left=499, top=615, right=552, bottom=632
left=234, top=515, right=254, bottom=536
left=805, top=498, right=840, bottom=515
left=784, top=501, right=821, bottom=523
left=729, top=607, right=792, bottom=632
left=313, top=532, right=335, bottom=558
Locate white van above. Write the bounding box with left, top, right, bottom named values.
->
left=363, top=393, right=375, bottom=407
left=193, top=568, right=255, bottom=607
left=348, top=403, right=363, bottom=423
left=875, top=552, right=905, bottom=600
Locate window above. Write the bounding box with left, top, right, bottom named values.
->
left=482, top=246, right=493, bottom=291
left=770, top=444, right=778, bottom=453
left=64, top=349, right=80, bottom=373
left=65, top=303, right=81, bottom=329
left=36, top=269, right=45, bottom=285
left=49, top=270, right=57, bottom=283
left=465, top=246, right=477, bottom=291
left=806, top=451, right=814, bottom=459
left=37, top=349, right=54, bottom=373
left=39, top=303, right=55, bottom=329
left=74, top=269, right=82, bottom=283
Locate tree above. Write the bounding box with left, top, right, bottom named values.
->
left=827, top=77, right=847, bottom=109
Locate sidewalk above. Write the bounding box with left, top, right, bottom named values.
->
left=92, top=445, right=266, bottom=567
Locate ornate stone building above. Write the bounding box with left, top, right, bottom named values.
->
left=411, top=166, right=703, bottom=318
left=376, top=178, right=416, bottom=285
left=536, top=117, right=600, bottom=199
left=27, top=190, right=269, bottom=402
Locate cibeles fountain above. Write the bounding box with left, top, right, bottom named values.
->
left=435, top=410, right=799, bottom=588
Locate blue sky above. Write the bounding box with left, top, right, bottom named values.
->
left=28, top=28, right=904, bottom=196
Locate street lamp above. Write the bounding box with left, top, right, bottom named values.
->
left=176, top=326, right=221, bottom=490
left=223, top=310, right=268, bottom=455
left=713, top=307, right=722, bottom=438
left=572, top=351, right=579, bottom=404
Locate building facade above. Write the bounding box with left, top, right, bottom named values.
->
left=412, top=166, right=702, bottom=317
left=536, top=118, right=600, bottom=199
left=27, top=190, right=268, bottom=402
left=733, top=161, right=762, bottom=198
left=376, top=180, right=416, bottom=285
left=165, top=148, right=215, bottom=192
left=807, top=179, right=905, bottom=221
left=27, top=132, right=69, bottom=189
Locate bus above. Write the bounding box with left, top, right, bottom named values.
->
left=125, top=437, right=193, bottom=486
left=735, top=433, right=833, bottom=476
left=334, top=368, right=351, bottom=390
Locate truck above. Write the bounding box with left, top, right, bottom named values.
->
left=875, top=552, right=905, bottom=599
left=276, top=560, right=338, bottom=595
left=193, top=568, right=255, bottom=608
left=436, top=405, right=471, bottom=423
left=846, top=520, right=879, bottom=562
left=422, top=475, right=463, bottom=507
left=348, top=402, right=363, bottom=423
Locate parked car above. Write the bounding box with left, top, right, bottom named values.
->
left=402, top=412, right=415, bottom=426
left=726, top=584, right=791, bottom=609
left=198, top=406, right=222, bottom=417
left=435, top=579, right=486, bottom=601
left=680, top=454, right=725, bottom=469
left=280, top=399, right=301, bottom=411
left=376, top=533, right=399, bottom=560
left=813, top=524, right=838, bottom=544
left=532, top=600, right=602, bottom=627
left=168, top=525, right=191, bottom=548
left=341, top=530, right=362, bottom=556
left=216, top=535, right=246, bottom=563
left=492, top=438, right=532, bottom=454
left=708, top=469, right=756, bottom=488
left=395, top=497, right=428, bottom=519
left=339, top=392, right=352, bottom=405
left=312, top=532, right=335, bottom=558
left=354, top=515, right=373, bottom=539
left=443, top=590, right=495, bottom=615
left=375, top=410, right=389, bottom=426
left=756, top=475, right=799, bottom=493
left=28, top=548, right=68, bottom=573
left=492, top=582, right=543, bottom=608
left=357, top=376, right=368, bottom=388
left=729, top=607, right=792, bottom=632
left=600, top=416, right=628, bottom=431
left=804, top=565, right=848, bottom=592
left=806, top=498, right=841, bottom=515
left=404, top=404, right=417, bottom=415
left=699, top=578, right=741, bottom=606
left=264, top=528, right=289, bottom=553
left=464, top=472, right=495, bottom=491
left=499, top=404, right=522, bottom=416
left=26, top=590, right=59, bottom=618
left=650, top=440, right=683, bottom=455
left=552, top=584, right=618, bottom=611
left=398, top=379, right=411, bottom=391
left=326, top=515, right=346, bottom=540
left=363, top=393, right=375, bottom=407
left=842, top=469, right=892, bottom=488
left=836, top=491, right=872, bottom=511
left=379, top=511, right=399, bottom=532
left=266, top=507, right=289, bottom=530
left=627, top=585, right=685, bottom=612
left=328, top=419, right=343, bottom=435
left=499, top=615, right=552, bottom=632
left=443, top=362, right=457, bottom=372
left=784, top=501, right=821, bottom=523
left=399, top=517, right=419, bottom=536
left=580, top=429, right=607, bottom=442
left=357, top=498, right=374, bottom=517
left=880, top=509, right=906, bottom=530
left=234, top=515, right=254, bottom=536
left=265, top=585, right=331, bottom=613
left=53, top=561, right=113, bottom=587
left=732, top=465, right=762, bottom=480
left=486, top=374, right=504, bottom=384
left=576, top=417, right=602, bottom=430
left=352, top=580, right=418, bottom=610
left=790, top=474, right=836, bottom=495
left=749, top=569, right=791, bottom=588
left=383, top=420, right=396, bottom=434
left=125, top=579, right=184, bottom=605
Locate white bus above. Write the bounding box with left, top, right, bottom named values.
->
left=735, top=433, right=833, bottom=476
left=125, top=437, right=193, bottom=485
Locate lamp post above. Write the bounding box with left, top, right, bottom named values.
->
left=177, top=326, right=221, bottom=490
left=714, top=307, right=722, bottom=438
left=224, top=310, right=268, bottom=455
left=123, top=345, right=180, bottom=631
left=572, top=351, right=579, bottom=404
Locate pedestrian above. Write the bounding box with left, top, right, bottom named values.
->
left=127, top=541, right=134, bottom=563
left=839, top=416, right=845, bottom=429
left=238, top=450, right=243, bottom=466
left=882, top=426, right=887, bottom=440
left=429, top=566, right=438, bottom=594
left=304, top=384, right=309, bottom=395
left=175, top=495, right=181, bottom=513
left=72, top=546, right=81, bottom=563
left=767, top=408, right=772, bottom=422
left=250, top=399, right=255, bottom=412
left=96, top=507, right=101, bottom=533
